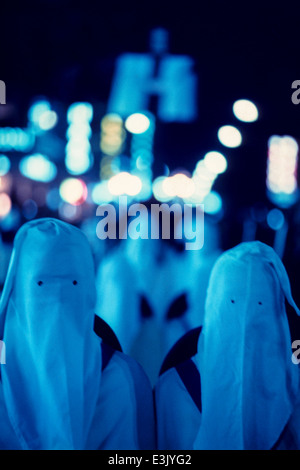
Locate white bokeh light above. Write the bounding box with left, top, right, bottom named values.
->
left=233, top=99, right=259, bottom=123
left=204, top=151, right=227, bottom=174
left=217, top=125, right=242, bottom=148
left=125, top=113, right=151, bottom=134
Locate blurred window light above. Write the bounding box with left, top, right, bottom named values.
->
left=203, top=151, right=227, bottom=174
left=0, top=155, right=10, bottom=176
left=91, top=181, right=113, bottom=204
left=266, top=208, right=285, bottom=231
left=67, top=103, right=93, bottom=123
left=59, top=178, right=88, bottom=206
left=100, top=113, right=125, bottom=157
left=203, top=191, right=223, bottom=214
left=130, top=112, right=155, bottom=175
left=100, top=155, right=121, bottom=180
left=0, top=193, right=12, bottom=218
left=163, top=173, right=195, bottom=199
left=28, top=100, right=58, bottom=132
left=0, top=174, right=12, bottom=193
left=0, top=128, right=35, bottom=152
left=232, top=99, right=259, bottom=122
left=134, top=175, right=152, bottom=201
left=19, top=154, right=57, bottom=183
left=66, top=103, right=93, bottom=175
left=28, top=100, right=51, bottom=123
left=66, top=122, right=92, bottom=139
left=266, top=135, right=299, bottom=207
left=184, top=185, right=211, bottom=204
left=38, top=110, right=58, bottom=130
left=193, top=174, right=213, bottom=192
left=107, top=172, right=142, bottom=196
left=217, top=125, right=242, bottom=148
left=125, top=113, right=151, bottom=134
left=152, top=176, right=172, bottom=202
left=101, top=113, right=123, bottom=129
left=66, top=139, right=91, bottom=154
left=194, top=160, right=217, bottom=182
left=126, top=175, right=143, bottom=196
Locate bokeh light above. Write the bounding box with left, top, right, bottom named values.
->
left=233, top=99, right=259, bottom=122
left=0, top=155, right=11, bottom=176
left=59, top=178, right=88, bottom=206
left=163, top=173, right=195, bottom=199
left=125, top=113, right=151, bottom=134
left=19, top=154, right=57, bottom=183
left=203, top=151, right=227, bottom=174
left=217, top=125, right=242, bottom=148
left=0, top=193, right=12, bottom=218
left=267, top=208, right=285, bottom=231
left=108, top=172, right=142, bottom=196
left=203, top=191, right=223, bottom=214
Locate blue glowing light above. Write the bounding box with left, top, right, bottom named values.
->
left=91, top=181, right=113, bottom=204
left=22, top=199, right=38, bottom=220
left=67, top=103, right=93, bottom=124
left=0, top=128, right=35, bottom=152
left=266, top=208, right=285, bottom=231
left=19, top=154, right=57, bottom=183
left=203, top=191, right=223, bottom=214
left=0, top=155, right=11, bottom=176
left=38, top=110, right=58, bottom=131
left=0, top=207, right=21, bottom=231
left=65, top=103, right=94, bottom=175
left=28, top=100, right=51, bottom=124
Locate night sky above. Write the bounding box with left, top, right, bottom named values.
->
left=1, top=1, right=300, bottom=242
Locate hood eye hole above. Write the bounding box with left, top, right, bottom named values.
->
left=258, top=301, right=262, bottom=305
left=231, top=299, right=235, bottom=304
left=37, top=281, right=43, bottom=286
left=73, top=280, right=78, bottom=285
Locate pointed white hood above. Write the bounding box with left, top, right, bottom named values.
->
left=0, top=218, right=102, bottom=449
left=194, top=241, right=300, bottom=450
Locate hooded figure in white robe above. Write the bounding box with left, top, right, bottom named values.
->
left=155, top=241, right=300, bottom=450
left=0, top=218, right=155, bottom=450
left=95, top=215, right=222, bottom=386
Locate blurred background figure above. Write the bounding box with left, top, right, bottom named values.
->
left=95, top=206, right=222, bottom=385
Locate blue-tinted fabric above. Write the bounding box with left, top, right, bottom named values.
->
left=0, top=218, right=102, bottom=449
left=194, top=241, right=300, bottom=450
left=0, top=218, right=155, bottom=450
left=156, top=241, right=300, bottom=450
left=155, top=364, right=202, bottom=450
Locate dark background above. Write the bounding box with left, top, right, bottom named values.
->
left=1, top=2, right=299, bottom=203
left=1, top=1, right=300, bottom=298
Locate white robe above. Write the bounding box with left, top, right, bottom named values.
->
left=155, top=241, right=300, bottom=450
left=0, top=218, right=155, bottom=450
